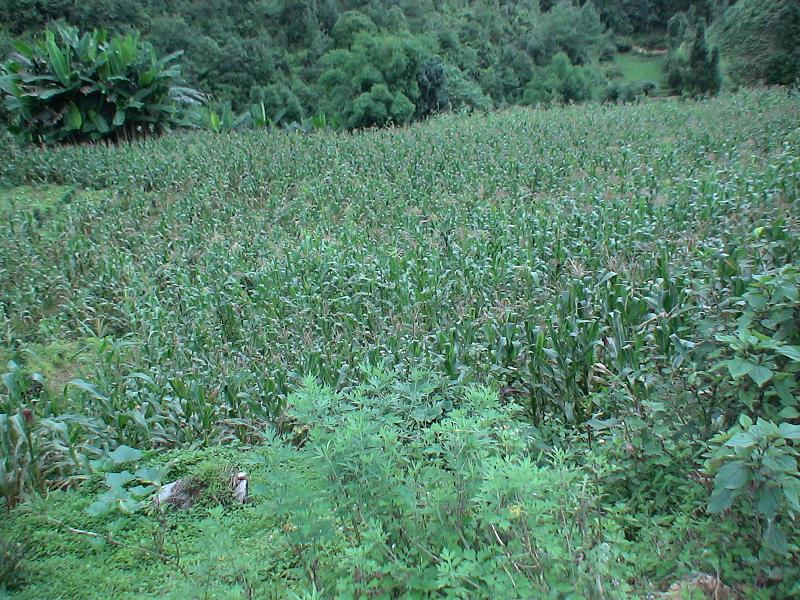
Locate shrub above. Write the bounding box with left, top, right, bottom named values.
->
left=705, top=415, right=800, bottom=555
left=0, top=25, right=203, bottom=144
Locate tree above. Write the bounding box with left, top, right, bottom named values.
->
left=212, top=35, right=278, bottom=108
left=330, top=11, right=377, bottom=49
left=685, top=20, right=721, bottom=96
left=540, top=0, right=610, bottom=66
left=666, top=12, right=689, bottom=49
left=318, top=32, right=431, bottom=128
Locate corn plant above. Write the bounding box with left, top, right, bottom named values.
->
left=0, top=89, right=797, bottom=488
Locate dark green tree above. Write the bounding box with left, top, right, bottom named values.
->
left=318, top=32, right=430, bottom=128
left=685, top=20, right=721, bottom=96
left=330, top=10, right=377, bottom=49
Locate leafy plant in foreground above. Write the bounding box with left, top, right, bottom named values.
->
left=84, top=445, right=167, bottom=516
left=1, top=361, right=105, bottom=508
left=713, top=265, right=800, bottom=420
left=705, top=415, right=800, bottom=555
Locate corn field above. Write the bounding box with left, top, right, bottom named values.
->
left=2, top=88, right=800, bottom=597
left=1, top=87, right=798, bottom=472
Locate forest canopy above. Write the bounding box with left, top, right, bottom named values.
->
left=0, top=1, right=797, bottom=130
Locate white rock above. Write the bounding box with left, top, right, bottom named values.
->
left=232, top=472, right=248, bottom=504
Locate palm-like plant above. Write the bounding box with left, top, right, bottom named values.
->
left=0, top=25, right=205, bottom=144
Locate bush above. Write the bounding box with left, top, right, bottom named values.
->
left=0, top=25, right=203, bottom=144
left=523, top=52, right=600, bottom=106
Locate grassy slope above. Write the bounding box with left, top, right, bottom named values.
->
left=0, top=447, right=301, bottom=600
left=614, top=52, right=667, bottom=87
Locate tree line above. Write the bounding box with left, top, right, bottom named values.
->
left=0, top=0, right=797, bottom=140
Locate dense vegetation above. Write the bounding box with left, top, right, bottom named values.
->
left=713, top=0, right=800, bottom=87
left=1, top=1, right=799, bottom=597
left=0, top=25, right=202, bottom=143
left=6, top=0, right=790, bottom=132
left=1, top=88, right=799, bottom=597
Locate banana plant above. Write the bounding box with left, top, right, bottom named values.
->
left=0, top=25, right=205, bottom=144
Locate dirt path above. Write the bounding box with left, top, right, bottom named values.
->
left=632, top=45, right=668, bottom=56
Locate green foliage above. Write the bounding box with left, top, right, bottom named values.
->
left=1, top=361, right=107, bottom=508
left=593, top=0, right=713, bottom=35
left=0, top=0, right=794, bottom=132
left=685, top=20, right=721, bottom=96
left=0, top=0, right=636, bottom=130
left=260, top=376, right=636, bottom=597
left=436, top=63, right=492, bottom=113
left=85, top=447, right=166, bottom=517
left=715, top=0, right=800, bottom=87
left=705, top=415, right=800, bottom=556
left=0, top=25, right=203, bottom=144
left=0, top=537, right=26, bottom=591
left=0, top=89, right=799, bottom=597
left=318, top=32, right=429, bottom=128
left=666, top=17, right=721, bottom=97
left=541, top=0, right=610, bottom=66
left=249, top=83, right=304, bottom=125
left=604, top=79, right=657, bottom=103
left=330, top=10, right=377, bottom=49
left=711, top=265, right=800, bottom=420
left=523, top=51, right=601, bottom=105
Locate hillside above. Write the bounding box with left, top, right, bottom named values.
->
left=713, top=0, right=800, bottom=87
left=0, top=0, right=722, bottom=127
left=2, top=89, right=800, bottom=598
